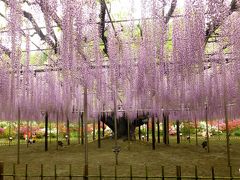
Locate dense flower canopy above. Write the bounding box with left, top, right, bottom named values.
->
left=0, top=0, right=240, bottom=122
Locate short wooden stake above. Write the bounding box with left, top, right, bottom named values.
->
left=40, top=164, right=43, bottom=180
left=195, top=166, right=198, bottom=180
left=130, top=165, right=132, bottom=180
left=161, top=166, right=165, bottom=180
left=211, top=167, right=215, bottom=180
left=145, top=165, right=148, bottom=180
left=176, top=166, right=181, bottom=180
left=25, top=164, right=28, bottom=180
left=0, top=162, right=3, bottom=180
left=99, top=165, right=102, bottom=180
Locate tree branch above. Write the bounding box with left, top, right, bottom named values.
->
left=99, top=0, right=108, bottom=55
left=22, top=11, right=58, bottom=53
left=165, top=0, right=177, bottom=23
left=205, top=0, right=239, bottom=45
left=1, top=0, right=58, bottom=54
left=0, top=44, right=11, bottom=57
left=37, top=0, right=62, bottom=29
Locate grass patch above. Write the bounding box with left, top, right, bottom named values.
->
left=0, top=136, right=239, bottom=179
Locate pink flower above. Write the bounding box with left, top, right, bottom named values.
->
left=0, top=128, right=4, bottom=134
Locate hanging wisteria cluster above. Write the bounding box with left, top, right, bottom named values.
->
left=0, top=0, right=240, bottom=123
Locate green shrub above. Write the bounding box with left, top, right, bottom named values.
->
left=234, top=129, right=240, bottom=136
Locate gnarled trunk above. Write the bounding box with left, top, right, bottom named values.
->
left=100, top=113, right=148, bottom=139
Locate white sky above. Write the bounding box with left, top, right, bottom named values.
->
left=0, top=0, right=186, bottom=52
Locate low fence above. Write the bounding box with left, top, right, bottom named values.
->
left=1, top=162, right=240, bottom=180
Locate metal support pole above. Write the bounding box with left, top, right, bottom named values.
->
left=146, top=119, right=149, bottom=142
left=113, top=90, right=120, bottom=165
left=176, top=120, right=180, bottom=144
left=83, top=86, right=88, bottom=180
left=152, top=116, right=155, bottom=150
left=78, top=112, right=81, bottom=144
left=66, top=116, right=70, bottom=145
left=205, top=105, right=210, bottom=153
left=98, top=115, right=101, bottom=148
left=224, top=99, right=231, bottom=166
left=127, top=116, right=130, bottom=150
left=194, top=116, right=198, bottom=146
left=27, top=120, right=29, bottom=147
left=157, top=118, right=160, bottom=143
left=81, top=112, right=84, bottom=145
left=45, top=112, right=48, bottom=152
left=56, top=112, right=59, bottom=150
left=17, top=107, right=21, bottom=164
left=93, top=119, right=96, bottom=141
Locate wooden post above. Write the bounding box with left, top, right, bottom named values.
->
left=146, top=119, right=149, bottom=142
left=17, top=107, right=20, bottom=164
left=81, top=112, right=84, bottom=145
left=0, top=161, right=3, bottom=180
left=66, top=116, right=70, bottom=145
left=157, top=118, right=160, bottom=143
left=45, top=112, right=49, bottom=151
left=98, top=115, right=101, bottom=148
left=152, top=116, right=155, bottom=150
left=205, top=105, right=210, bottom=153
left=83, top=87, right=88, bottom=180
left=176, top=120, right=180, bottom=144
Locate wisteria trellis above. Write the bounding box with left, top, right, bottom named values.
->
left=0, top=0, right=239, bottom=123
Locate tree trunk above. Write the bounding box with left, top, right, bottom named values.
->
left=100, top=114, right=148, bottom=139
